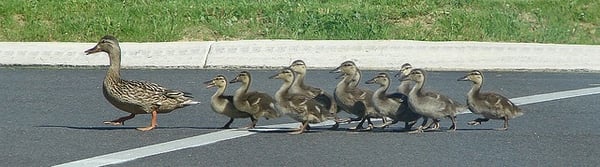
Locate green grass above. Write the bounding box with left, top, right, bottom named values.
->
left=0, top=0, right=598, bottom=44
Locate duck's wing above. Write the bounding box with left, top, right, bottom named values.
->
left=344, top=87, right=368, bottom=100
left=421, top=91, right=462, bottom=113
left=302, top=85, right=324, bottom=97
left=386, top=92, right=408, bottom=103
left=247, top=91, right=280, bottom=118
left=116, top=79, right=169, bottom=104
left=219, top=95, right=235, bottom=103
left=290, top=95, right=327, bottom=116
left=480, top=92, right=523, bottom=117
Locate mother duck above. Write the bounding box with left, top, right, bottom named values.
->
left=84, top=35, right=199, bottom=131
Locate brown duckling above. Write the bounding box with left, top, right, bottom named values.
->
left=394, top=63, right=429, bottom=129
left=401, top=69, right=464, bottom=133
left=288, top=60, right=339, bottom=128
left=270, top=68, right=330, bottom=134
left=365, top=72, right=421, bottom=130
left=84, top=35, right=199, bottom=131
left=204, top=75, right=252, bottom=129
left=230, top=71, right=281, bottom=129
left=458, top=70, right=524, bottom=130
left=331, top=61, right=382, bottom=130
left=394, top=63, right=415, bottom=94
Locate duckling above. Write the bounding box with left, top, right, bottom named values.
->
left=401, top=69, right=463, bottom=133
left=84, top=35, right=199, bottom=131
left=394, top=63, right=429, bottom=129
left=365, top=72, right=421, bottom=130
left=270, top=68, right=330, bottom=134
left=288, top=60, right=339, bottom=128
left=230, top=71, right=281, bottom=129
left=458, top=70, right=524, bottom=130
left=204, top=75, right=252, bottom=129
left=394, top=63, right=414, bottom=94
left=331, top=61, right=381, bottom=130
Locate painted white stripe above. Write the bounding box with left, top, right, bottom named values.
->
left=54, top=86, right=600, bottom=167
left=510, top=86, right=600, bottom=105
left=54, top=130, right=255, bottom=167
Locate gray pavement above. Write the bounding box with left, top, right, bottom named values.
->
left=1, top=67, right=599, bottom=166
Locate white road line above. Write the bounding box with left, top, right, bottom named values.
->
left=53, top=86, right=600, bottom=167
left=54, top=130, right=256, bottom=167
left=510, top=86, right=600, bottom=105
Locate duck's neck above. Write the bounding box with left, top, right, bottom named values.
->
left=375, top=82, right=390, bottom=99
left=296, top=72, right=308, bottom=88
left=410, top=79, right=425, bottom=97
left=350, top=70, right=361, bottom=87
left=289, top=73, right=304, bottom=94
left=213, top=85, right=227, bottom=100
left=397, top=81, right=411, bottom=94
left=105, top=47, right=122, bottom=83
left=234, top=80, right=250, bottom=99
left=275, top=80, right=293, bottom=103
left=468, top=81, right=483, bottom=99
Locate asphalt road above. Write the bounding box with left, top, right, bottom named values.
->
left=1, top=67, right=599, bottom=167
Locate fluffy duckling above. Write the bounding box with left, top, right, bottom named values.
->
left=365, top=72, right=421, bottom=130
left=395, top=63, right=415, bottom=94
left=204, top=75, right=252, bottom=129
left=270, top=68, right=330, bottom=134
left=458, top=70, right=524, bottom=130
left=288, top=60, right=339, bottom=128
left=331, top=61, right=381, bottom=130
left=230, top=71, right=281, bottom=129
left=401, top=69, right=463, bottom=133
left=394, top=63, right=429, bottom=129
left=84, top=35, right=199, bottom=131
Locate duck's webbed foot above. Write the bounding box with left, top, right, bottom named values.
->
left=136, top=125, right=156, bottom=131
left=136, top=111, right=157, bottom=131
left=240, top=117, right=258, bottom=130
left=468, top=118, right=490, bottom=126
left=218, top=118, right=235, bottom=129
left=103, top=113, right=136, bottom=126
left=376, top=120, right=397, bottom=129
left=335, top=117, right=361, bottom=123
left=289, top=122, right=308, bottom=135
left=408, top=126, right=424, bottom=134
left=494, top=127, right=508, bottom=131
left=494, top=117, right=509, bottom=131
left=329, top=122, right=340, bottom=130
left=424, top=119, right=440, bottom=131
left=404, top=121, right=417, bottom=130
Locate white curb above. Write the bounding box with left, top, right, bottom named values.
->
left=1, top=40, right=599, bottom=71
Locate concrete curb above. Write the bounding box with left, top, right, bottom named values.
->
left=1, top=40, right=599, bottom=71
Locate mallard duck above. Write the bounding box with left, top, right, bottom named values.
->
left=204, top=75, right=252, bottom=129
left=331, top=61, right=382, bottom=130
left=84, top=35, right=199, bottom=131
left=458, top=70, right=524, bottom=130
left=401, top=69, right=463, bottom=133
left=365, top=72, right=421, bottom=130
left=270, top=68, right=330, bottom=134
left=230, top=71, right=281, bottom=129
left=288, top=60, right=339, bottom=128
